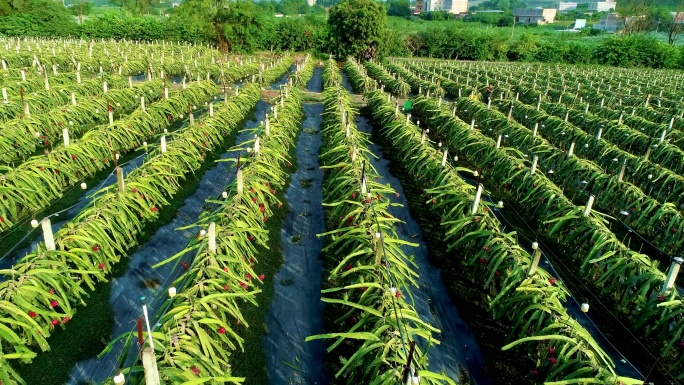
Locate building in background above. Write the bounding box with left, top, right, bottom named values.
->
left=513, top=7, right=557, bottom=24
left=593, top=12, right=622, bottom=31
left=557, top=2, right=578, bottom=11
left=415, top=0, right=425, bottom=13
left=672, top=11, right=684, bottom=24
left=587, top=1, right=617, bottom=12
left=307, top=0, right=315, bottom=6
left=425, top=0, right=468, bottom=14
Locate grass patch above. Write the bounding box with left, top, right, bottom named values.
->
left=11, top=111, right=245, bottom=384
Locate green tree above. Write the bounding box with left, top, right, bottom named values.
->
left=281, top=0, right=307, bottom=15
left=70, top=0, right=92, bottom=23
left=328, top=0, right=387, bottom=60
left=386, top=0, right=410, bottom=18
left=109, top=0, right=160, bottom=15
left=168, top=0, right=271, bottom=52
left=0, top=0, right=78, bottom=36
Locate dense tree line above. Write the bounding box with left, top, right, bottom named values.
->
left=0, top=0, right=683, bottom=69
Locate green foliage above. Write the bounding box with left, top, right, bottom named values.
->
left=328, top=0, right=387, bottom=60
left=595, top=35, right=680, bottom=68
left=0, top=0, right=78, bottom=36
left=69, top=0, right=93, bottom=18
left=507, top=33, right=540, bottom=61
left=386, top=0, right=410, bottom=18
left=79, top=12, right=165, bottom=39
left=470, top=0, right=526, bottom=11
left=418, top=10, right=453, bottom=20
left=108, top=0, right=159, bottom=15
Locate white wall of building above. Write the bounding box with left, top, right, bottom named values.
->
left=588, top=1, right=617, bottom=12
left=425, top=0, right=467, bottom=13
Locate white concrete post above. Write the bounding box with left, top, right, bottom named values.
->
left=63, top=128, right=70, bottom=147
left=471, top=184, right=483, bottom=214
left=662, top=257, right=683, bottom=293
left=583, top=195, right=595, bottom=217
left=42, top=218, right=56, bottom=251
left=116, top=167, right=125, bottom=192
left=208, top=222, right=216, bottom=254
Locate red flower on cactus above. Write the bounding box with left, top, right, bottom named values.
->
left=150, top=206, right=158, bottom=212
left=71, top=154, right=77, bottom=160
left=531, top=368, right=540, bottom=376
left=50, top=300, right=58, bottom=308
left=277, top=203, right=283, bottom=208
left=548, top=347, right=556, bottom=355
left=132, top=188, right=137, bottom=193
left=246, top=273, right=252, bottom=280
left=98, top=263, right=105, bottom=270
left=218, top=326, right=226, bottom=334
left=48, top=289, right=54, bottom=295
left=495, top=270, right=501, bottom=276
left=250, top=188, right=255, bottom=193
left=395, top=291, right=402, bottom=298
left=51, top=319, right=59, bottom=326
left=223, top=267, right=229, bottom=272
left=224, top=285, right=230, bottom=291
left=92, top=245, right=100, bottom=252
left=474, top=217, right=480, bottom=222
left=62, top=316, right=70, bottom=323
left=263, top=216, right=268, bottom=222
left=270, top=189, right=275, bottom=194
left=28, top=311, right=37, bottom=318
left=394, top=192, right=400, bottom=198
left=260, top=206, right=265, bottom=213
left=350, top=316, right=357, bottom=324
left=239, top=281, right=247, bottom=290
left=190, top=366, right=200, bottom=376
left=259, top=274, right=265, bottom=281
left=549, top=357, right=557, bottom=364
left=432, top=198, right=437, bottom=204
left=252, top=197, right=257, bottom=203
left=57, top=122, right=62, bottom=127
left=248, top=235, right=254, bottom=241
left=482, top=246, right=489, bottom=251
left=351, top=192, right=357, bottom=199
left=549, top=278, right=556, bottom=285
left=346, top=265, right=353, bottom=271
left=265, top=182, right=270, bottom=187
left=478, top=258, right=486, bottom=264
left=0, top=217, right=4, bottom=222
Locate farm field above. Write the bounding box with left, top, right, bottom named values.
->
left=0, top=38, right=682, bottom=385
